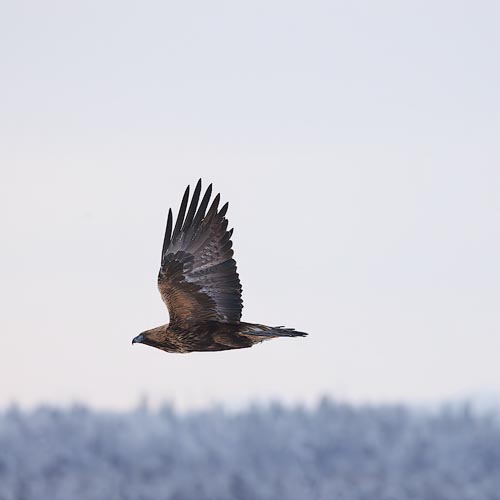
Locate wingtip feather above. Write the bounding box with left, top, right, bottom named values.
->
left=161, top=208, right=174, bottom=263
left=219, top=202, right=229, bottom=218
left=172, top=184, right=190, bottom=242
left=182, top=179, right=202, bottom=232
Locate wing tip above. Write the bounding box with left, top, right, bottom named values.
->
left=219, top=201, right=229, bottom=218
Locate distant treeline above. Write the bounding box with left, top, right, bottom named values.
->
left=0, top=400, right=499, bottom=500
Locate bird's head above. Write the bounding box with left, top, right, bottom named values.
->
left=132, top=325, right=167, bottom=347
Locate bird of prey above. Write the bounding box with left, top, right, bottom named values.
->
left=132, top=180, right=308, bottom=353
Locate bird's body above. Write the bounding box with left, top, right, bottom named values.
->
left=134, top=321, right=304, bottom=353
left=133, top=180, right=307, bottom=354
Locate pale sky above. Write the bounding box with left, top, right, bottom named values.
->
left=1, top=1, right=499, bottom=410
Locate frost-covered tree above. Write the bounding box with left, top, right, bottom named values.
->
left=0, top=400, right=499, bottom=500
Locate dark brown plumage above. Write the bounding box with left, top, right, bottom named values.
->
left=132, top=180, right=308, bottom=353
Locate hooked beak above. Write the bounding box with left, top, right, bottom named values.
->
left=132, top=333, right=145, bottom=345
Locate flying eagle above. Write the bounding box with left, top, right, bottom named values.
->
left=132, top=180, right=308, bottom=353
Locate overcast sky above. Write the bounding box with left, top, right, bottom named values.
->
left=1, top=0, right=499, bottom=410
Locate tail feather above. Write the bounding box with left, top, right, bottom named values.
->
left=242, top=323, right=308, bottom=338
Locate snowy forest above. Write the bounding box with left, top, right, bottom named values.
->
left=1, top=400, right=499, bottom=500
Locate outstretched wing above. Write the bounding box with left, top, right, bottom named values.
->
left=158, top=180, right=243, bottom=326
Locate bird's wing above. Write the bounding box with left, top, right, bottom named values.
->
left=158, top=180, right=243, bottom=326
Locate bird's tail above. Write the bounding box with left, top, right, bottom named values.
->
left=241, top=323, right=308, bottom=338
